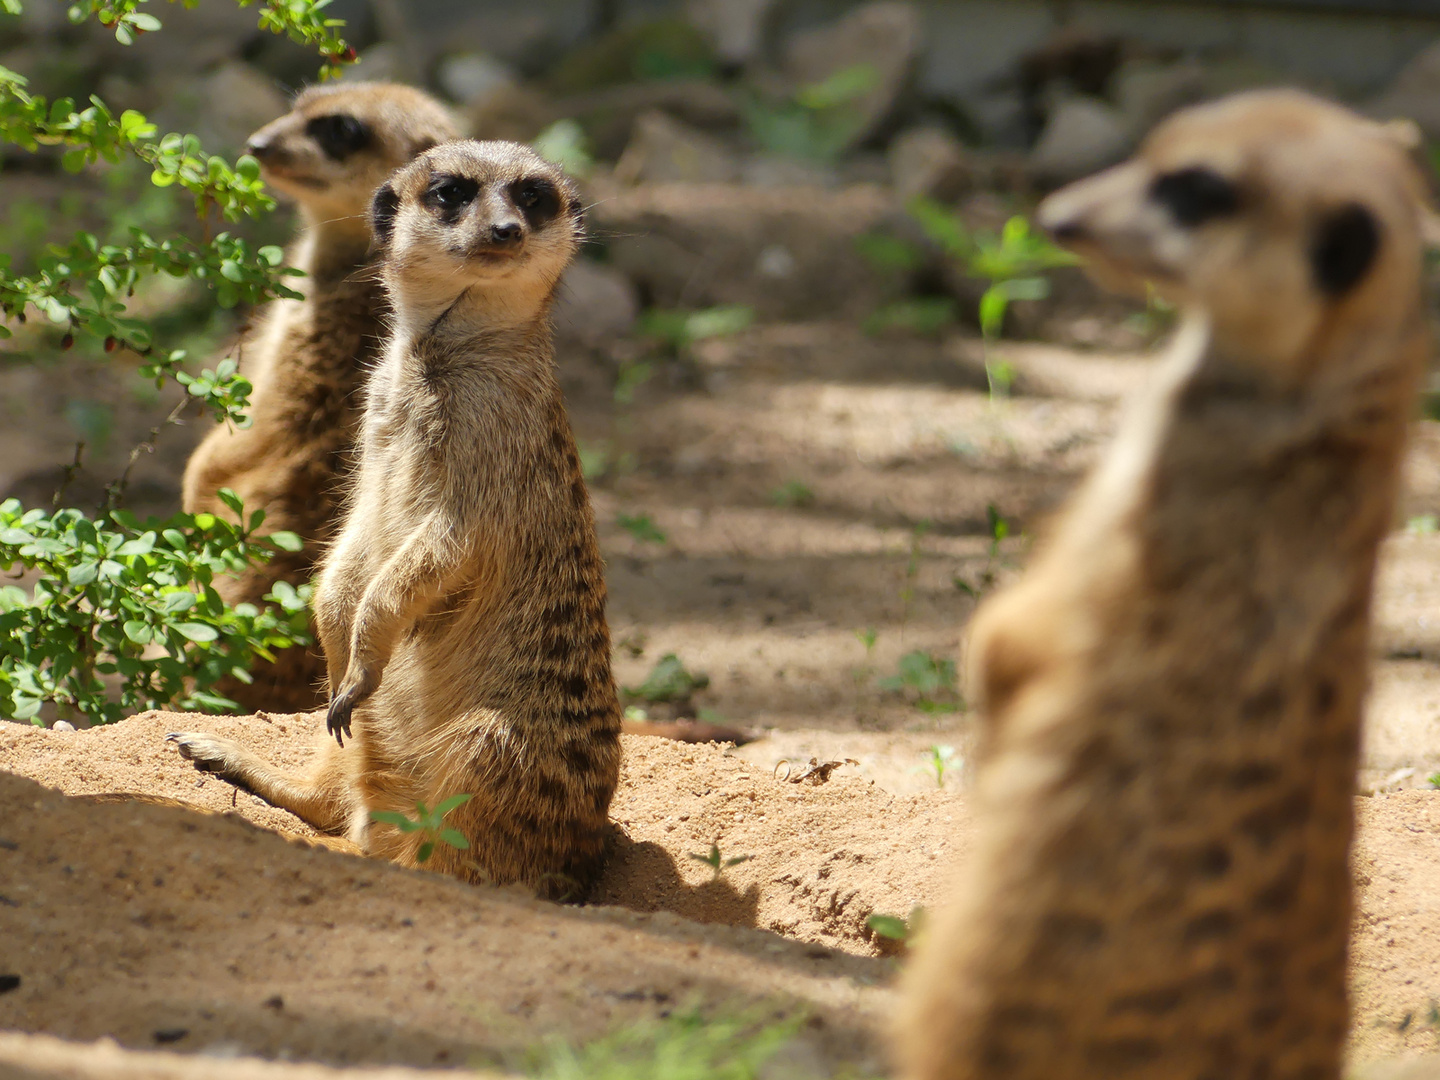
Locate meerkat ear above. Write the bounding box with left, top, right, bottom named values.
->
left=1311, top=203, right=1379, bottom=296
left=371, top=182, right=400, bottom=249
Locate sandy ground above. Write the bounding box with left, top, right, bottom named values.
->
left=7, top=323, right=1440, bottom=1074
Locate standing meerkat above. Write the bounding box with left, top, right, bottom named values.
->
left=897, top=91, right=1434, bottom=1080
left=181, top=82, right=459, bottom=713
left=169, top=141, right=621, bottom=900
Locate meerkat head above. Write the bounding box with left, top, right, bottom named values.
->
left=1038, top=89, right=1433, bottom=368
left=369, top=140, right=584, bottom=332
left=244, top=82, right=459, bottom=236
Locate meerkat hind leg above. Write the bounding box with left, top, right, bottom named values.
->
left=166, top=731, right=353, bottom=834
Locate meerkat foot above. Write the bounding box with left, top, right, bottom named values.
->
left=166, top=731, right=253, bottom=780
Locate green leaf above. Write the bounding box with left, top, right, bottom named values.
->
left=217, top=488, right=245, bottom=516
left=67, top=561, right=98, bottom=586
left=267, top=531, right=303, bottom=552
left=173, top=622, right=219, bottom=643
left=439, top=829, right=469, bottom=850
left=162, top=591, right=196, bottom=613
left=123, top=620, right=153, bottom=645
left=369, top=810, right=421, bottom=830
left=115, top=533, right=155, bottom=557
left=0, top=528, right=34, bottom=545
left=433, top=793, right=474, bottom=816
left=867, top=913, right=909, bottom=941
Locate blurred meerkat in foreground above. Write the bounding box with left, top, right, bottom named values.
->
left=171, top=141, right=621, bottom=899
left=181, top=82, right=459, bottom=713
left=898, top=90, right=1433, bottom=1080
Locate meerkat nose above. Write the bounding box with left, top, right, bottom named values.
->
left=246, top=134, right=278, bottom=162
left=490, top=222, right=523, bottom=246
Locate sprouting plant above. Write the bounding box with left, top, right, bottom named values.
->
left=867, top=905, right=926, bottom=944
left=1428, top=771, right=1440, bottom=789
left=920, top=203, right=1074, bottom=399
left=954, top=503, right=1011, bottom=599
left=533, top=118, right=594, bottom=179
left=914, top=744, right=959, bottom=787
left=898, top=519, right=932, bottom=643
left=623, top=653, right=709, bottom=703
left=879, top=652, right=960, bottom=714
left=618, top=513, right=667, bottom=545
left=742, top=62, right=878, bottom=164
left=851, top=626, right=879, bottom=720
left=613, top=358, right=655, bottom=405
left=863, top=296, right=959, bottom=338
left=769, top=480, right=815, bottom=509
left=689, top=842, right=750, bottom=880
left=369, top=793, right=473, bottom=864
left=1123, top=281, right=1177, bottom=344
left=637, top=304, right=754, bottom=356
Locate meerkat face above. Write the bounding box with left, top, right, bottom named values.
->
left=244, top=82, right=459, bottom=228
left=1038, top=90, right=1431, bottom=364
left=371, top=140, right=583, bottom=321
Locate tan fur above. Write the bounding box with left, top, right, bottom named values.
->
left=170, top=142, right=621, bottom=901
left=897, top=90, right=1433, bottom=1080
left=181, top=83, right=458, bottom=712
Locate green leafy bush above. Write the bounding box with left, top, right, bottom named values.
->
left=0, top=491, right=311, bottom=724
left=0, top=0, right=355, bottom=725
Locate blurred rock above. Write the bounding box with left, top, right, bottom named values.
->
left=740, top=154, right=838, bottom=189
left=1027, top=96, right=1131, bottom=187
left=1018, top=28, right=1125, bottom=139
left=436, top=53, right=516, bottom=105
left=557, top=79, right=740, bottom=160
left=51, top=721, right=75, bottom=732
left=888, top=127, right=968, bottom=203
left=782, top=1, right=921, bottom=151
left=546, top=18, right=716, bottom=96
left=466, top=80, right=558, bottom=144
left=686, top=0, right=780, bottom=68
left=554, top=259, right=640, bottom=347
left=1113, top=58, right=1207, bottom=135
left=591, top=182, right=901, bottom=319
left=335, top=42, right=407, bottom=84
left=615, top=111, right=741, bottom=185
left=1367, top=40, right=1440, bottom=141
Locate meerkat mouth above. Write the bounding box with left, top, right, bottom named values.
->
left=260, top=165, right=329, bottom=192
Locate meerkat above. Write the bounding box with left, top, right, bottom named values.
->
left=897, top=90, right=1434, bottom=1080
left=168, top=141, right=621, bottom=900
left=180, top=82, right=459, bottom=713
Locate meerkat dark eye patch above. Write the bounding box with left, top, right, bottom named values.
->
left=512, top=177, right=560, bottom=229
left=1311, top=203, right=1379, bottom=296
left=423, top=175, right=480, bottom=223
left=1150, top=166, right=1240, bottom=227
left=371, top=182, right=400, bottom=247
left=305, top=114, right=371, bottom=160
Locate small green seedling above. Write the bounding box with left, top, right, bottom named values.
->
left=867, top=905, right=925, bottom=944
left=369, top=793, right=473, bottom=864
left=624, top=653, right=709, bottom=703
left=914, top=744, right=959, bottom=787
left=898, top=519, right=932, bottom=642
left=769, top=480, right=816, bottom=508
left=862, top=297, right=958, bottom=338
left=618, top=513, right=667, bottom=544
left=742, top=62, right=878, bottom=164
left=637, top=305, right=754, bottom=356
left=613, top=358, right=655, bottom=404
left=955, top=504, right=1012, bottom=599
left=1428, top=771, right=1440, bottom=789
left=880, top=652, right=960, bottom=714
left=690, top=842, right=750, bottom=880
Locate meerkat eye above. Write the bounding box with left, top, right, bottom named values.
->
left=424, top=176, right=479, bottom=218
left=512, top=177, right=560, bottom=228
left=305, top=114, right=371, bottom=160
left=1150, top=166, right=1240, bottom=227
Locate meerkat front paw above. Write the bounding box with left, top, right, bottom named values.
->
left=326, top=671, right=375, bottom=747
left=165, top=731, right=245, bottom=777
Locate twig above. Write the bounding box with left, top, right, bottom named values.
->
left=51, top=441, right=86, bottom=510
left=103, top=395, right=189, bottom=512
